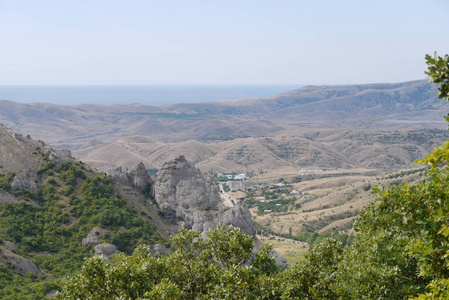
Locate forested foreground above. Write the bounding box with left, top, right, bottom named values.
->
left=53, top=53, right=449, bottom=299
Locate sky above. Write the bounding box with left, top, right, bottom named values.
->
left=0, top=0, right=448, bottom=85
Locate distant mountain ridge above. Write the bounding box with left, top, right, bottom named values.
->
left=0, top=80, right=446, bottom=152
left=73, top=128, right=449, bottom=174
left=165, top=80, right=438, bottom=115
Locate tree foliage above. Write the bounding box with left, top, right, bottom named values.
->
left=425, top=52, right=449, bottom=101
left=0, top=162, right=166, bottom=298
left=56, top=225, right=279, bottom=299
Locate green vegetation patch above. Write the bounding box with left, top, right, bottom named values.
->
left=0, top=161, right=167, bottom=298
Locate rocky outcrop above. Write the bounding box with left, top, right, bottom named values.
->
left=110, top=167, right=130, bottom=185
left=3, top=241, right=18, bottom=254
left=0, top=242, right=40, bottom=277
left=153, top=156, right=257, bottom=235
left=82, top=227, right=109, bottom=246
left=37, top=140, right=74, bottom=164
left=153, top=156, right=289, bottom=266
left=128, top=162, right=153, bottom=191
left=11, top=171, right=39, bottom=191
left=109, top=163, right=153, bottom=192
left=220, top=201, right=256, bottom=236
left=154, top=155, right=226, bottom=233
left=0, top=190, right=21, bottom=205
left=93, top=243, right=119, bottom=260
left=146, top=244, right=171, bottom=255
left=0, top=124, right=74, bottom=173
left=253, top=239, right=290, bottom=266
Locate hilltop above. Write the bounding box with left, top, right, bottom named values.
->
left=0, top=80, right=446, bottom=152
left=72, top=128, right=449, bottom=174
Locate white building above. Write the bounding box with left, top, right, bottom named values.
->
left=233, top=173, right=246, bottom=181
left=256, top=197, right=266, bottom=202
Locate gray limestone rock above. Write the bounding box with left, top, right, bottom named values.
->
left=11, top=171, right=39, bottom=191
left=146, top=244, right=171, bottom=255
left=93, top=243, right=119, bottom=260
left=220, top=202, right=256, bottom=236
left=154, top=155, right=224, bottom=231
left=153, top=155, right=289, bottom=267
left=44, top=148, right=74, bottom=164
left=128, top=162, right=153, bottom=192
left=3, top=241, right=18, bottom=254
left=1, top=244, right=40, bottom=277
left=109, top=163, right=153, bottom=193
left=0, top=190, right=21, bottom=205
left=110, top=167, right=130, bottom=185
left=36, top=140, right=74, bottom=164
left=82, top=228, right=109, bottom=246
left=253, top=238, right=290, bottom=267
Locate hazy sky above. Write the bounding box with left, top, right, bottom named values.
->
left=1, top=0, right=448, bottom=85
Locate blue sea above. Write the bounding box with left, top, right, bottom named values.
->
left=0, top=85, right=302, bottom=106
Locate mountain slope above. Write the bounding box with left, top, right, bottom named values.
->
left=0, top=80, right=446, bottom=151
left=73, top=128, right=449, bottom=174
left=0, top=125, right=174, bottom=298
left=0, top=124, right=286, bottom=298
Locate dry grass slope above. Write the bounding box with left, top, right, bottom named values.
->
left=73, top=129, right=449, bottom=175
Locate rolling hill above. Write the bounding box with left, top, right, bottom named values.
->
left=72, top=128, right=449, bottom=175
left=0, top=80, right=446, bottom=153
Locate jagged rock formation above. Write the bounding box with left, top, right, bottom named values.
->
left=82, top=228, right=110, bottom=247
left=93, top=243, right=120, bottom=260
left=0, top=123, right=74, bottom=173
left=128, top=162, right=153, bottom=191
left=146, top=244, right=171, bottom=255
left=154, top=155, right=255, bottom=235
left=109, top=167, right=130, bottom=184
left=3, top=241, right=18, bottom=254
left=11, top=171, right=39, bottom=191
left=42, top=147, right=73, bottom=165
left=219, top=201, right=256, bottom=236
left=153, top=155, right=289, bottom=266
left=109, top=162, right=153, bottom=192
left=0, top=241, right=40, bottom=277
left=0, top=190, right=21, bottom=205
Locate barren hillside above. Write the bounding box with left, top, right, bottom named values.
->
left=0, top=80, right=446, bottom=151
left=73, top=128, right=449, bottom=174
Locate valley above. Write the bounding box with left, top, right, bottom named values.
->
left=1, top=81, right=448, bottom=266
left=224, top=166, right=425, bottom=241
left=0, top=79, right=448, bottom=296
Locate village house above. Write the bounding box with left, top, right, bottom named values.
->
left=256, top=197, right=266, bottom=202
left=233, top=173, right=246, bottom=181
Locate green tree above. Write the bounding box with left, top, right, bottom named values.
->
left=281, top=53, right=449, bottom=299
left=281, top=239, right=343, bottom=299
left=408, top=52, right=449, bottom=300
left=56, top=246, right=168, bottom=299
left=425, top=52, right=449, bottom=101
left=56, top=225, right=279, bottom=299
left=206, top=225, right=253, bottom=268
